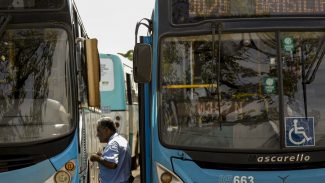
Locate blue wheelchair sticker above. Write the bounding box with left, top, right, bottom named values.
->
left=285, top=117, right=315, bottom=147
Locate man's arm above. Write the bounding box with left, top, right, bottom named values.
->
left=90, top=154, right=118, bottom=169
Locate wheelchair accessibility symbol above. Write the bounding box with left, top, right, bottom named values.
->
left=285, top=117, right=315, bottom=147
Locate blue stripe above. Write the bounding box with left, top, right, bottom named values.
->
left=151, top=2, right=160, bottom=182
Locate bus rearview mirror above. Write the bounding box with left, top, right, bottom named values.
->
left=85, top=38, right=100, bottom=108
left=133, top=43, right=152, bottom=83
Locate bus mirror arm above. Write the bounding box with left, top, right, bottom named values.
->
left=75, top=37, right=85, bottom=44
left=133, top=43, right=152, bottom=83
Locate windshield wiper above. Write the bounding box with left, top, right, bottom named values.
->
left=300, top=38, right=325, bottom=118
left=301, top=44, right=308, bottom=119
left=0, top=15, right=12, bottom=37
left=303, top=38, right=325, bottom=84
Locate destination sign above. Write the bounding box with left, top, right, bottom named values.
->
left=255, top=0, right=325, bottom=15
left=173, top=0, right=325, bottom=24
left=190, top=0, right=325, bottom=16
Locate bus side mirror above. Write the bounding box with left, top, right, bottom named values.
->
left=85, top=38, right=100, bottom=107
left=133, top=43, right=152, bottom=83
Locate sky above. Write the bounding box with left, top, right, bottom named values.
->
left=75, top=0, right=155, bottom=54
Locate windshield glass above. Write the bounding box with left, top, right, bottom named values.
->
left=159, top=32, right=325, bottom=150
left=282, top=32, right=325, bottom=148
left=0, top=0, right=64, bottom=10
left=0, top=28, right=72, bottom=144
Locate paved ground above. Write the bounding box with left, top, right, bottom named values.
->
left=133, top=176, right=140, bottom=183
left=132, top=166, right=141, bottom=183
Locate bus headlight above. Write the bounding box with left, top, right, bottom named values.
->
left=64, top=161, right=75, bottom=171
left=156, top=162, right=183, bottom=183
left=44, top=160, right=76, bottom=183
left=54, top=170, right=70, bottom=183
left=161, top=172, right=173, bottom=183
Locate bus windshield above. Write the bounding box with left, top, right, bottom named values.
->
left=159, top=31, right=325, bottom=150
left=0, top=28, right=72, bottom=144
left=0, top=0, right=64, bottom=10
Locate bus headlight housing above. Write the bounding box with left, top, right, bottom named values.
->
left=156, top=162, right=183, bottom=183
left=54, top=170, right=70, bottom=183
left=44, top=160, right=75, bottom=183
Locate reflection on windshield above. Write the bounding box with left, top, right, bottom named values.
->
left=282, top=32, right=325, bottom=147
left=0, top=28, right=71, bottom=143
left=159, top=32, right=325, bottom=150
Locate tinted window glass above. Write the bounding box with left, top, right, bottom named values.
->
left=0, top=28, right=72, bottom=143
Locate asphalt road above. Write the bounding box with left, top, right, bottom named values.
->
left=132, top=166, right=141, bottom=183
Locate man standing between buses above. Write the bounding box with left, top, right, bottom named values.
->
left=90, top=117, right=132, bottom=183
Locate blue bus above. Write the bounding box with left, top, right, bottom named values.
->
left=0, top=1, right=101, bottom=183
left=134, top=0, right=325, bottom=182
left=99, top=53, right=139, bottom=170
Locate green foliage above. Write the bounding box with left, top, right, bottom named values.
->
left=118, top=50, right=133, bottom=61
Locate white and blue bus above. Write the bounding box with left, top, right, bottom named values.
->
left=99, top=53, right=139, bottom=170
left=134, top=0, right=325, bottom=182
left=0, top=1, right=101, bottom=183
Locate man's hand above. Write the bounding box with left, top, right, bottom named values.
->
left=90, top=153, right=118, bottom=169
left=90, top=154, right=100, bottom=162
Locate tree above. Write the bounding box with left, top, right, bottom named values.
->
left=118, top=50, right=133, bottom=61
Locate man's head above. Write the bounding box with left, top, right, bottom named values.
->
left=96, top=117, right=117, bottom=143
